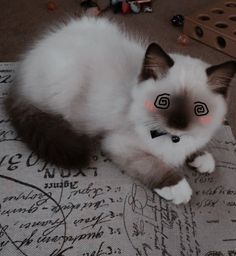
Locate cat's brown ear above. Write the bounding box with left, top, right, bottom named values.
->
left=206, top=61, right=236, bottom=97
left=139, top=43, right=174, bottom=82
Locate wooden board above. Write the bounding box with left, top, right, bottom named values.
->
left=183, top=0, right=236, bottom=58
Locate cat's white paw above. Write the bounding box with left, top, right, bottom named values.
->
left=154, top=178, right=192, bottom=205
left=188, top=151, right=215, bottom=173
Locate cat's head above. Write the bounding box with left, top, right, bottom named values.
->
left=131, top=43, right=236, bottom=142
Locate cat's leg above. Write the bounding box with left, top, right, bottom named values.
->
left=102, top=132, right=192, bottom=204
left=186, top=151, right=215, bottom=173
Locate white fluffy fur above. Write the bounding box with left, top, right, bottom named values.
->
left=16, top=17, right=227, bottom=204
left=19, top=17, right=144, bottom=134
left=188, top=151, right=215, bottom=173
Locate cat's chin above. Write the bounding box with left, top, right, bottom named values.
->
left=157, top=126, right=189, bottom=138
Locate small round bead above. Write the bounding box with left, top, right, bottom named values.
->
left=172, top=135, right=180, bottom=143
left=177, top=34, right=190, bottom=45
left=130, top=2, right=141, bottom=13
left=47, top=1, right=57, bottom=11
left=171, top=14, right=184, bottom=27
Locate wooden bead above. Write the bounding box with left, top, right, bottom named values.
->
left=177, top=34, right=190, bottom=45
left=85, top=7, right=100, bottom=16
left=47, top=1, right=57, bottom=11
left=122, top=2, right=130, bottom=14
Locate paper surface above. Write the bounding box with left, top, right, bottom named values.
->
left=0, top=63, right=236, bottom=256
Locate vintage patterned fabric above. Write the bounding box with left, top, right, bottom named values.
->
left=0, top=63, right=236, bottom=256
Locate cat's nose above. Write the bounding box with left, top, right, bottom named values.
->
left=167, top=111, right=189, bottom=130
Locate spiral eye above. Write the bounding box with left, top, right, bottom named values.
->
left=154, top=93, right=170, bottom=109
left=194, top=101, right=209, bottom=116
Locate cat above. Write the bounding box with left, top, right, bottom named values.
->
left=5, top=16, right=236, bottom=204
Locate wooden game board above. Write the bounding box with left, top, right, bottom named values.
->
left=184, top=0, right=236, bottom=58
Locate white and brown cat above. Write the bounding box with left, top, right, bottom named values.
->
left=5, top=17, right=236, bottom=204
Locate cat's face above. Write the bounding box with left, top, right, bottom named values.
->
left=132, top=43, right=236, bottom=141
left=143, top=86, right=225, bottom=138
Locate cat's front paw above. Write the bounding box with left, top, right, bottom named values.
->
left=154, top=178, right=192, bottom=205
left=187, top=151, right=215, bottom=173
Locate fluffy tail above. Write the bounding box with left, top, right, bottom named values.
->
left=5, top=90, right=93, bottom=169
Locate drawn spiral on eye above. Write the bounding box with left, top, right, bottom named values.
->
left=194, top=101, right=209, bottom=116
left=154, top=93, right=170, bottom=109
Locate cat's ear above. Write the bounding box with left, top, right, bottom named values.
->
left=206, top=61, right=236, bottom=97
left=139, top=43, right=174, bottom=82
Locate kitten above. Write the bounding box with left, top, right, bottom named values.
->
left=5, top=17, right=236, bottom=204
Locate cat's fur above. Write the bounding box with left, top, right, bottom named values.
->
left=5, top=17, right=236, bottom=204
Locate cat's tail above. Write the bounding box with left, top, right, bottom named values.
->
left=5, top=89, right=93, bottom=169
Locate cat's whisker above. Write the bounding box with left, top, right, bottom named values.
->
left=143, top=121, right=158, bottom=127
left=143, top=122, right=161, bottom=129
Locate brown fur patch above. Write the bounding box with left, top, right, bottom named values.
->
left=109, top=150, right=183, bottom=190
left=154, top=91, right=192, bottom=131
left=166, top=94, right=191, bottom=130
left=5, top=89, right=95, bottom=169
left=155, top=171, right=184, bottom=189
left=139, top=43, right=174, bottom=82
left=206, top=61, right=236, bottom=97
